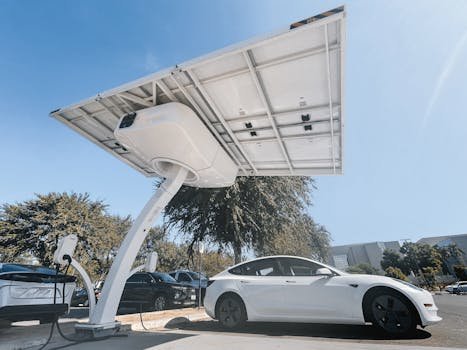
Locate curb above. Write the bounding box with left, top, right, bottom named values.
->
left=116, top=308, right=209, bottom=331
left=0, top=308, right=209, bottom=350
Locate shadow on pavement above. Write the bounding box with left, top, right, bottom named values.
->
left=46, top=331, right=195, bottom=350
left=167, top=320, right=432, bottom=341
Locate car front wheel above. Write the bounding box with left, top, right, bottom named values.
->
left=217, top=294, right=246, bottom=329
left=153, top=295, right=167, bottom=311
left=368, top=289, right=417, bottom=335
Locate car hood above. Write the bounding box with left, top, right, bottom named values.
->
left=0, top=272, right=76, bottom=283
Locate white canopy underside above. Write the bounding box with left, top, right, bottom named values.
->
left=51, top=7, right=345, bottom=177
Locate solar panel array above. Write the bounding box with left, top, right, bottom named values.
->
left=51, top=7, right=345, bottom=178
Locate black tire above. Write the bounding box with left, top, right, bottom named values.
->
left=153, top=295, right=167, bottom=311
left=366, top=288, right=417, bottom=335
left=216, top=294, right=246, bottom=329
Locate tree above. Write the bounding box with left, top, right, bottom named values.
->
left=381, top=249, right=404, bottom=271
left=453, top=265, right=467, bottom=280
left=384, top=266, right=408, bottom=281
left=399, top=242, right=442, bottom=275
left=134, top=226, right=189, bottom=272
left=346, top=263, right=380, bottom=275
left=435, top=244, right=465, bottom=274
left=162, top=176, right=313, bottom=263
left=198, top=249, right=234, bottom=277
left=255, top=214, right=330, bottom=261
left=0, top=192, right=130, bottom=282
left=134, top=226, right=234, bottom=276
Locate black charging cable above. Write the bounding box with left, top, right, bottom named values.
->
left=139, top=303, right=150, bottom=331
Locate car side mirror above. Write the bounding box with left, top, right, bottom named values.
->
left=316, top=268, right=333, bottom=277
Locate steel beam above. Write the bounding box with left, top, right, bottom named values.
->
left=324, top=24, right=336, bottom=174
left=243, top=50, right=293, bottom=173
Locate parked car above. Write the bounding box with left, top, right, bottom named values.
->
left=119, top=272, right=196, bottom=311
left=451, top=281, right=467, bottom=294
left=169, top=270, right=208, bottom=289
left=169, top=270, right=208, bottom=302
left=71, top=288, right=89, bottom=307
left=0, top=263, right=76, bottom=323
left=204, top=255, right=442, bottom=335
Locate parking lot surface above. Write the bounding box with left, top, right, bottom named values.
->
left=1, top=293, right=465, bottom=350
left=162, top=294, right=467, bottom=349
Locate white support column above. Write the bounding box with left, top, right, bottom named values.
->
left=129, top=265, right=144, bottom=277
left=70, top=259, right=96, bottom=314
left=87, top=165, right=188, bottom=327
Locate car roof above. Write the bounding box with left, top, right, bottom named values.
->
left=224, top=255, right=346, bottom=275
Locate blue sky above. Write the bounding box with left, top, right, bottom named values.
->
left=1, top=0, right=467, bottom=246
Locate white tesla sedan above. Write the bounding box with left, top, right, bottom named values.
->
left=204, top=256, right=441, bottom=335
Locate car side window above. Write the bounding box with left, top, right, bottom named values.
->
left=229, top=258, right=280, bottom=276
left=280, top=258, right=323, bottom=276
left=128, top=273, right=152, bottom=283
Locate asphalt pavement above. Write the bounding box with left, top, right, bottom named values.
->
left=163, top=293, right=467, bottom=349
left=2, top=293, right=466, bottom=350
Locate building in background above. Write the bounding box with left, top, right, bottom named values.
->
left=327, top=241, right=401, bottom=272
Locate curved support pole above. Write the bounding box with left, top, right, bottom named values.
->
left=129, top=265, right=144, bottom=277
left=88, top=165, right=188, bottom=326
left=70, top=259, right=96, bottom=314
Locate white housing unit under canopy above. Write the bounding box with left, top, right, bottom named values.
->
left=50, top=6, right=346, bottom=181
left=114, top=102, right=238, bottom=187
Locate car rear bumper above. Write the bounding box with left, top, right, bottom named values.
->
left=0, top=303, right=68, bottom=322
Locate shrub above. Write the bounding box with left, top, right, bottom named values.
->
left=384, top=266, right=408, bottom=281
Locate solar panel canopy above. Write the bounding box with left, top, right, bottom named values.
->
left=51, top=7, right=345, bottom=179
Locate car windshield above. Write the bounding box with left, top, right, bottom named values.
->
left=0, top=264, right=32, bottom=273
left=187, top=271, right=207, bottom=280
left=152, top=272, right=178, bottom=283
left=0, top=263, right=57, bottom=275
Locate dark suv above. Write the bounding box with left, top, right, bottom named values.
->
left=119, top=272, right=196, bottom=311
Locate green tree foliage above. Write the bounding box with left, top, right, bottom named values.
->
left=0, top=192, right=130, bottom=281
left=135, top=226, right=234, bottom=276
left=400, top=242, right=442, bottom=275
left=256, top=214, right=330, bottom=261
left=384, top=266, right=408, bottom=281
left=381, top=243, right=444, bottom=285
left=435, top=244, right=465, bottom=274
left=198, top=249, right=234, bottom=277
left=453, top=265, right=467, bottom=280
left=134, top=226, right=189, bottom=272
left=162, top=176, right=317, bottom=263
left=381, top=249, right=404, bottom=271
left=346, top=263, right=380, bottom=275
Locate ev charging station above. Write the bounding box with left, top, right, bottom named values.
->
left=54, top=235, right=97, bottom=314
left=50, top=7, right=346, bottom=336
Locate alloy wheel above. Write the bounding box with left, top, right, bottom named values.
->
left=154, top=295, right=167, bottom=311
left=218, top=297, right=243, bottom=328
left=371, top=294, right=413, bottom=334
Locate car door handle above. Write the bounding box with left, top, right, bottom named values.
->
left=285, top=280, right=296, bottom=283
left=240, top=280, right=250, bottom=284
